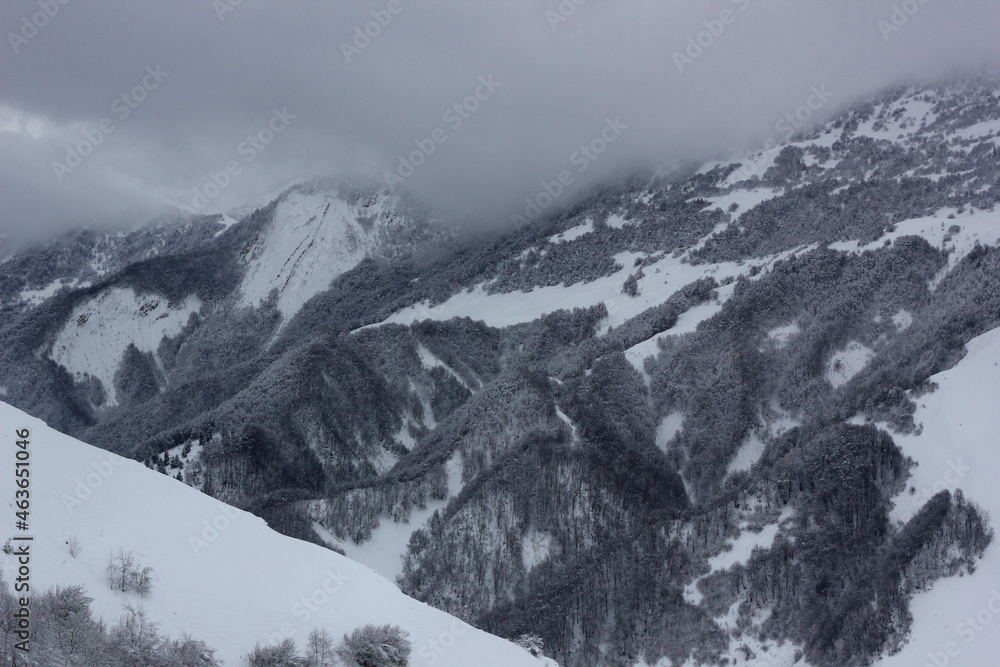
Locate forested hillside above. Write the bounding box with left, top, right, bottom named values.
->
left=2, top=77, right=1000, bottom=666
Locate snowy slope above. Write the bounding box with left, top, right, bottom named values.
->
left=50, top=288, right=201, bottom=406
left=668, top=346, right=1000, bottom=667
left=0, top=401, right=553, bottom=666
left=373, top=246, right=795, bottom=333
left=18, top=277, right=84, bottom=306
left=376, top=205, right=1000, bottom=393
left=238, top=186, right=433, bottom=322
left=238, top=190, right=382, bottom=319
left=873, top=327, right=1000, bottom=667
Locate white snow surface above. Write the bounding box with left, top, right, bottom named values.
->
left=892, top=309, right=913, bottom=332
left=50, top=288, right=200, bottom=406
left=0, top=402, right=551, bottom=666
left=722, top=145, right=784, bottom=186
left=726, top=431, right=765, bottom=476
left=682, top=510, right=792, bottom=612
left=766, top=401, right=801, bottom=438
left=707, top=521, right=783, bottom=573
left=849, top=92, right=948, bottom=144
left=624, top=336, right=660, bottom=382
left=605, top=214, right=630, bottom=229
left=372, top=243, right=802, bottom=333
left=239, top=189, right=391, bottom=321
left=874, top=326, right=1000, bottom=666
left=830, top=209, right=1000, bottom=288
left=953, top=118, right=1000, bottom=141
left=19, top=279, right=70, bottom=306
left=655, top=413, right=684, bottom=453
left=826, top=341, right=875, bottom=388
left=213, top=214, right=239, bottom=237
left=549, top=219, right=594, bottom=243
left=670, top=293, right=730, bottom=335
left=555, top=407, right=580, bottom=445
left=767, top=322, right=801, bottom=347
left=702, top=187, right=782, bottom=216
left=623, top=284, right=734, bottom=380
left=521, top=530, right=555, bottom=572
left=417, top=344, right=472, bottom=391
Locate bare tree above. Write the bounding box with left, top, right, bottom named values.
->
left=305, top=628, right=336, bottom=666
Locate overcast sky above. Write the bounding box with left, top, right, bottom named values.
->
left=1, top=0, right=998, bottom=245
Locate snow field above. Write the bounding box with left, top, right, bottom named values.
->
left=50, top=288, right=201, bottom=406
left=0, top=402, right=549, bottom=666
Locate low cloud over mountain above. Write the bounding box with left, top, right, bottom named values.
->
left=2, top=0, right=999, bottom=244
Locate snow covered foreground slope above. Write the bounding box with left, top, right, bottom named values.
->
left=0, top=401, right=553, bottom=667
left=875, top=326, right=1000, bottom=667
left=643, top=326, right=1000, bottom=667
left=682, top=325, right=1000, bottom=667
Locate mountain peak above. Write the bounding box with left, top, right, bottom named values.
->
left=237, top=179, right=449, bottom=321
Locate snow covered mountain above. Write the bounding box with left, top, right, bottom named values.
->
left=236, top=181, right=450, bottom=321
left=0, top=400, right=553, bottom=666
left=2, top=76, right=1000, bottom=666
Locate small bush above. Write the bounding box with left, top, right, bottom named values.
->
left=337, top=624, right=412, bottom=667
left=245, top=638, right=302, bottom=666
left=106, top=548, right=155, bottom=596
left=516, top=633, right=545, bottom=657
left=66, top=535, right=82, bottom=558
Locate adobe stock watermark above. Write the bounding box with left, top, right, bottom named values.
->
left=51, top=65, right=170, bottom=182
left=212, top=0, right=245, bottom=21
left=261, top=569, right=350, bottom=646
left=673, top=0, right=753, bottom=74
left=545, top=0, right=587, bottom=31
left=176, top=106, right=295, bottom=214
left=923, top=587, right=1000, bottom=667
left=730, top=84, right=833, bottom=182
left=383, top=74, right=501, bottom=187
left=341, top=0, right=406, bottom=63
left=878, top=0, right=932, bottom=42
left=61, top=453, right=127, bottom=513
left=7, top=0, right=71, bottom=54
left=416, top=620, right=469, bottom=666
left=188, top=504, right=241, bottom=557
left=511, top=117, right=628, bottom=230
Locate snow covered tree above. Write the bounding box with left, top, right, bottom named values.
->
left=107, top=603, right=161, bottom=665
left=106, top=548, right=155, bottom=596
left=107, top=548, right=136, bottom=592
left=337, top=624, right=411, bottom=667
left=245, top=638, right=303, bottom=666
left=516, top=633, right=545, bottom=657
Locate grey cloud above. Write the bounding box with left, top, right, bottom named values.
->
left=1, top=0, right=998, bottom=245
